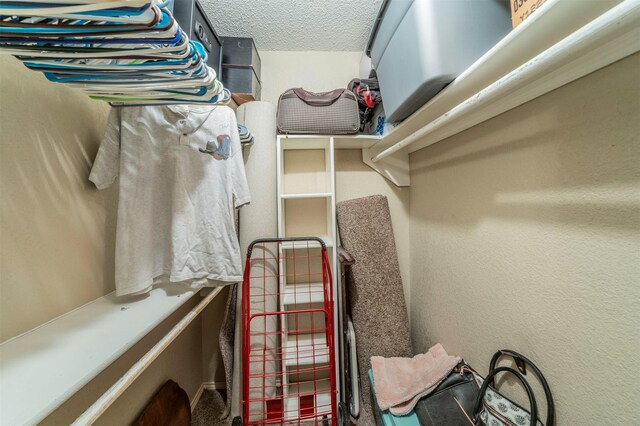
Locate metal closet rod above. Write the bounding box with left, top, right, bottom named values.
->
left=371, top=0, right=640, bottom=162
left=72, top=287, right=224, bottom=425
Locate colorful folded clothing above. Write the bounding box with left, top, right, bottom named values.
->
left=0, top=1, right=228, bottom=105
left=238, top=124, right=254, bottom=146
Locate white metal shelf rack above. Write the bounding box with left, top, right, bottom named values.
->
left=276, top=134, right=344, bottom=417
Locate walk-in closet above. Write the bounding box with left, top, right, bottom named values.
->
left=1, top=1, right=638, bottom=425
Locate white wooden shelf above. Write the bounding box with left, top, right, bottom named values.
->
left=281, top=192, right=332, bottom=199
left=280, top=237, right=333, bottom=250
left=365, top=0, right=639, bottom=187
left=284, top=334, right=329, bottom=367
left=276, top=134, right=340, bottom=407
left=0, top=284, right=198, bottom=425
left=283, top=283, right=325, bottom=305
left=278, top=134, right=380, bottom=149
left=285, top=380, right=333, bottom=421
left=333, top=134, right=381, bottom=149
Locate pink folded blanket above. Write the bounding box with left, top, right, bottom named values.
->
left=371, top=343, right=461, bottom=416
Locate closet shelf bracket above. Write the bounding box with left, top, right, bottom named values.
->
left=362, top=147, right=410, bottom=187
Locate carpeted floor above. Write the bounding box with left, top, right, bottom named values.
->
left=192, top=390, right=233, bottom=426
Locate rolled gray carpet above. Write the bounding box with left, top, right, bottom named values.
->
left=336, top=195, right=412, bottom=425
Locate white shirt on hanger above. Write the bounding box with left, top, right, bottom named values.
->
left=90, top=105, right=250, bottom=296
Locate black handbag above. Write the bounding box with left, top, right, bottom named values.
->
left=473, top=366, right=539, bottom=426
left=473, top=350, right=555, bottom=426
left=413, top=350, right=555, bottom=426
left=414, top=362, right=481, bottom=425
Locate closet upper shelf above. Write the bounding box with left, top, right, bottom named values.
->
left=364, top=0, right=640, bottom=188
left=0, top=284, right=206, bottom=425
left=280, top=238, right=333, bottom=250
left=281, top=192, right=332, bottom=199
left=333, top=134, right=381, bottom=149
left=279, top=134, right=381, bottom=149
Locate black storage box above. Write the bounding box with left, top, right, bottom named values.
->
left=221, top=37, right=262, bottom=101
left=172, top=0, right=222, bottom=77
left=221, top=37, right=261, bottom=78
left=222, top=65, right=261, bottom=101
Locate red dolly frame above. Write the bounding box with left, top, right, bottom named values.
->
left=242, top=237, right=337, bottom=425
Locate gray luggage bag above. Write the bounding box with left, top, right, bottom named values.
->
left=277, top=88, right=360, bottom=135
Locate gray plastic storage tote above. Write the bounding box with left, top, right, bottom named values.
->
left=368, top=0, right=512, bottom=123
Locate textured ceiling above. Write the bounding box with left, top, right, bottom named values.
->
left=200, top=0, right=383, bottom=51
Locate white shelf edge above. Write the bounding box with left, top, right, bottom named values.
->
left=278, top=134, right=332, bottom=139
left=0, top=284, right=199, bottom=425
left=280, top=236, right=333, bottom=249
left=277, top=134, right=380, bottom=139
left=278, top=135, right=331, bottom=150
left=277, top=134, right=381, bottom=149
left=281, top=192, right=332, bottom=199
left=333, top=135, right=381, bottom=149
left=284, top=334, right=329, bottom=367
left=283, top=283, right=325, bottom=305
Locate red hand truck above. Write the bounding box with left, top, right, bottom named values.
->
left=242, top=237, right=337, bottom=425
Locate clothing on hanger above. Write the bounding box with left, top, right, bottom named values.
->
left=89, top=105, right=250, bottom=296
left=0, top=0, right=229, bottom=105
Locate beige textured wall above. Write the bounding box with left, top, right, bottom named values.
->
left=335, top=151, right=410, bottom=301
left=0, top=55, right=114, bottom=341
left=0, top=56, right=211, bottom=423
left=409, top=53, right=640, bottom=424
left=260, top=51, right=411, bottom=300
left=259, top=51, right=362, bottom=105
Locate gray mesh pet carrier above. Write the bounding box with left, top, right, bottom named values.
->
left=277, top=88, right=360, bottom=135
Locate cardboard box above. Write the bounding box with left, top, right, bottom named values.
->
left=511, top=0, right=547, bottom=28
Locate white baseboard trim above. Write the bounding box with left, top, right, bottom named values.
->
left=191, top=381, right=227, bottom=411
left=203, top=381, right=227, bottom=390
left=191, top=383, right=206, bottom=412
